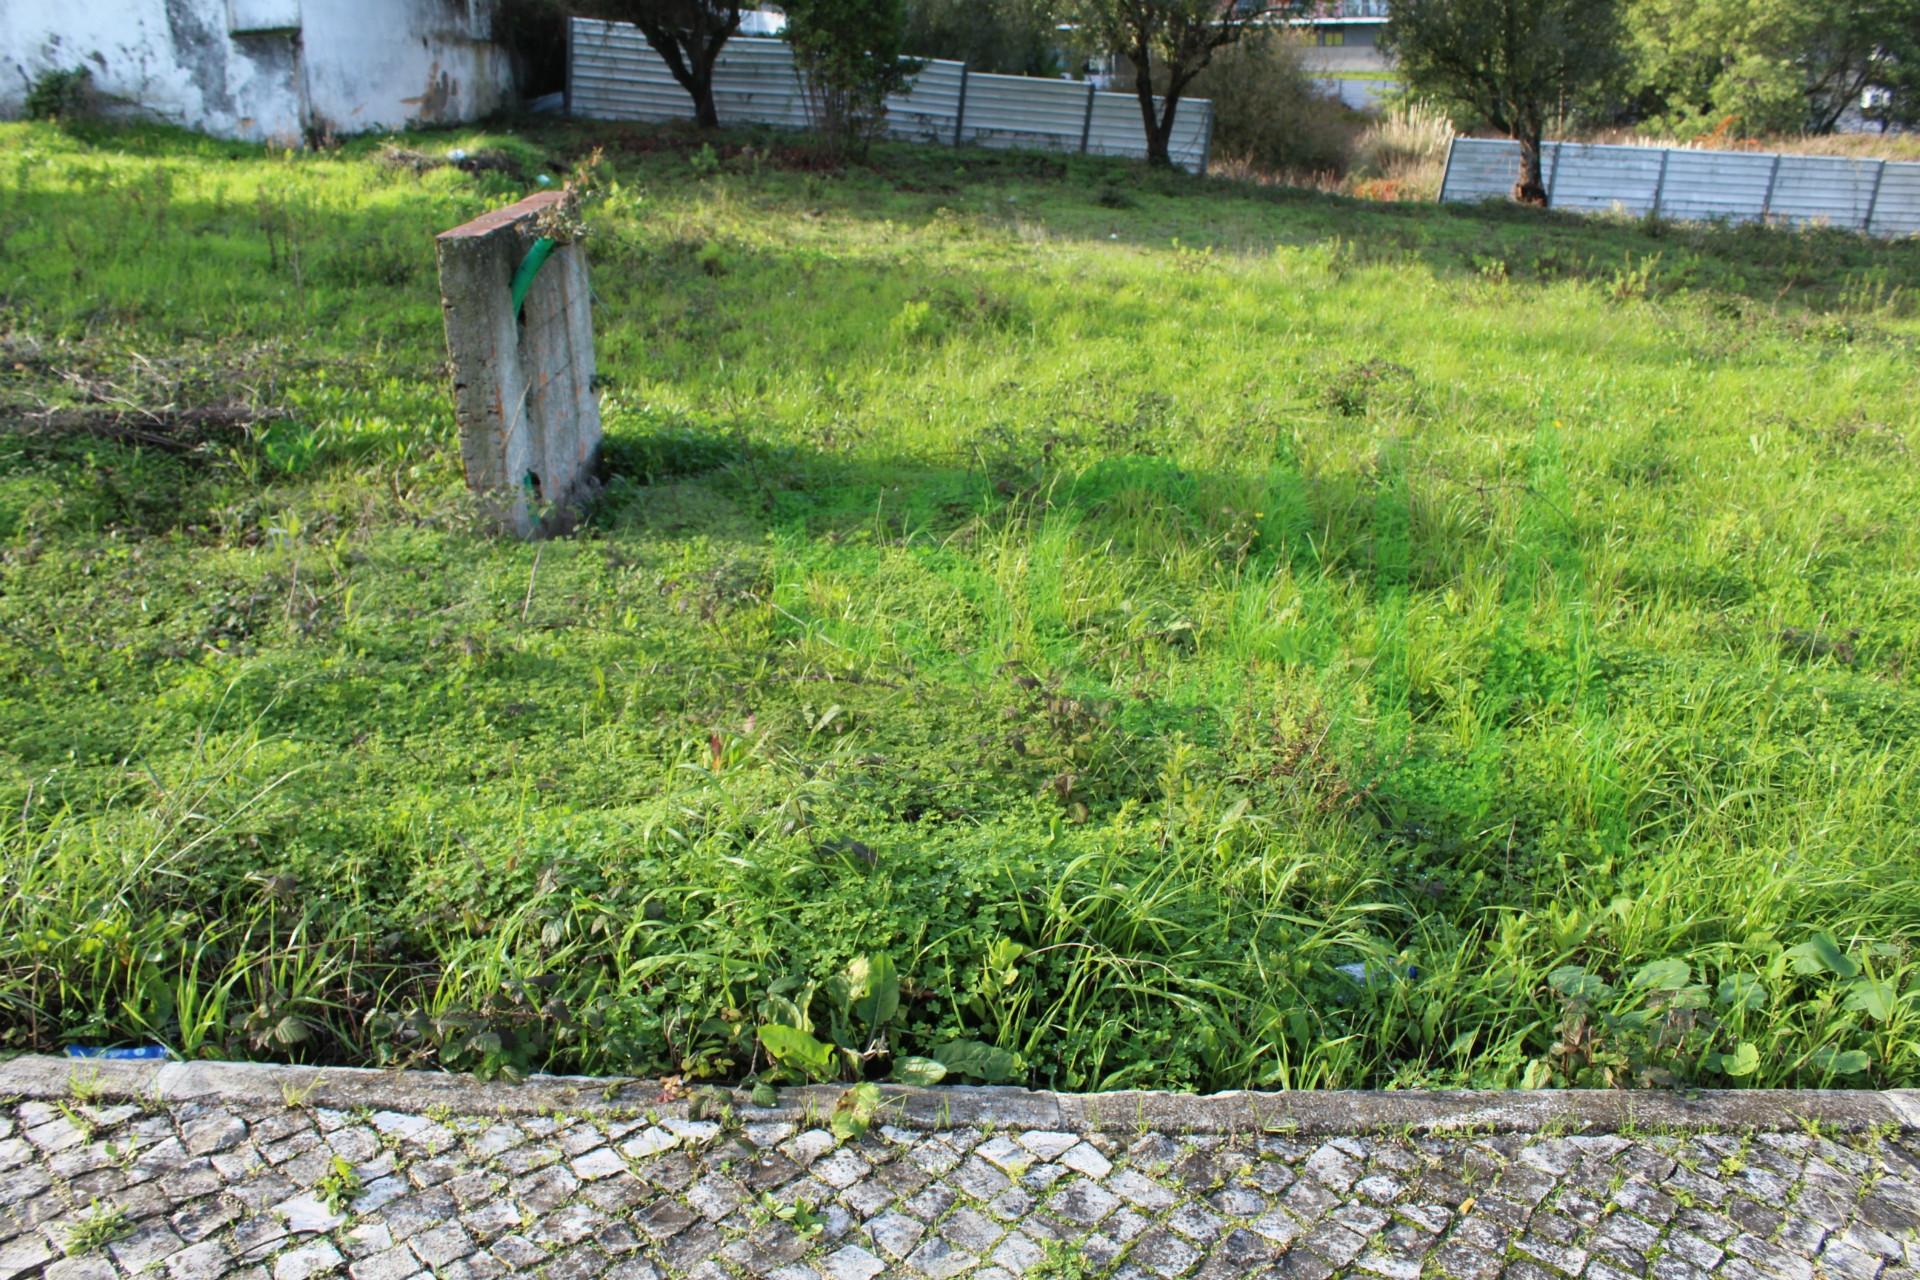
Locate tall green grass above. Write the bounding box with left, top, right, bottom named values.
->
left=0, top=119, right=1916, bottom=1090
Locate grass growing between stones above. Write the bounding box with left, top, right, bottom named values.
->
left=0, top=119, right=1917, bottom=1092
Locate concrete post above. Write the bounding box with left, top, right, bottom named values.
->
left=436, top=191, right=602, bottom=538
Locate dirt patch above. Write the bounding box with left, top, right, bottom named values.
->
left=568, top=126, right=849, bottom=174
left=7, top=404, right=283, bottom=453
left=379, top=145, right=531, bottom=182
left=1, top=334, right=301, bottom=457
left=1779, top=626, right=1861, bottom=666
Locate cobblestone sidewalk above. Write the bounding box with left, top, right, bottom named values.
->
left=1, top=1057, right=1916, bottom=1280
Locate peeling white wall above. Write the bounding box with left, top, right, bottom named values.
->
left=0, top=0, right=516, bottom=144
left=301, top=0, right=514, bottom=138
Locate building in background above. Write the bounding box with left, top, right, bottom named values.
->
left=1290, top=0, right=1391, bottom=75
left=738, top=11, right=787, bottom=37
left=0, top=0, right=518, bottom=144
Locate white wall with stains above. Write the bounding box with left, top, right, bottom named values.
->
left=0, top=0, right=516, bottom=144
left=300, top=0, right=515, bottom=139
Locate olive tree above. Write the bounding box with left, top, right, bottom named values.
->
left=567, top=0, right=746, bottom=128
left=1386, top=0, right=1626, bottom=204
left=1063, top=0, right=1291, bottom=168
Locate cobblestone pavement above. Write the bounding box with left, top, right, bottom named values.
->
left=1, top=1059, right=1917, bottom=1280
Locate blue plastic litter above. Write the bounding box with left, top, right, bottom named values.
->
left=65, top=1045, right=170, bottom=1060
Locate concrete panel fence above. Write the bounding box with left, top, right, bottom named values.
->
left=1439, top=137, right=1920, bottom=239
left=567, top=19, right=1214, bottom=174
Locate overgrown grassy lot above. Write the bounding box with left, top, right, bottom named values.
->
left=2, top=120, right=1917, bottom=1092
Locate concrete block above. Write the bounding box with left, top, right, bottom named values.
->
left=436, top=191, right=602, bottom=537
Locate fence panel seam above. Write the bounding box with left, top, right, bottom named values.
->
left=1863, top=160, right=1889, bottom=233
left=953, top=63, right=969, bottom=147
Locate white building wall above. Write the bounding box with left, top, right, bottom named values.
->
left=300, top=0, right=513, bottom=138
left=0, top=0, right=515, bottom=145
left=1297, top=23, right=1391, bottom=75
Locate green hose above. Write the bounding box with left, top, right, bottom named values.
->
left=511, top=236, right=557, bottom=319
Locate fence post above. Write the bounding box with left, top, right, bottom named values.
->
left=1760, top=153, right=1783, bottom=222
left=953, top=64, right=969, bottom=148
left=1197, top=102, right=1215, bottom=175
left=1544, top=142, right=1564, bottom=208
left=1652, top=147, right=1669, bottom=216
left=1080, top=82, right=1096, bottom=154
left=1862, top=160, right=1889, bottom=235
left=563, top=16, right=576, bottom=117
left=1436, top=135, right=1458, bottom=203
left=436, top=193, right=603, bottom=539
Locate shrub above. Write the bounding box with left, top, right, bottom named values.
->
left=902, top=0, right=1065, bottom=77
left=1348, top=99, right=1456, bottom=200
left=1187, top=30, right=1356, bottom=179
left=24, top=67, right=94, bottom=122
left=1704, top=53, right=1811, bottom=138
left=783, top=0, right=922, bottom=158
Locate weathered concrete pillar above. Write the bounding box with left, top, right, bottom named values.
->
left=436, top=191, right=602, bottom=537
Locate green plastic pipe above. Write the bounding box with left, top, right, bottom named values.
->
left=510, top=236, right=557, bottom=319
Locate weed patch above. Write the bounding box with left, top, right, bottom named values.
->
left=0, top=120, right=1915, bottom=1092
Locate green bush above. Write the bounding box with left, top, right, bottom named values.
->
left=1704, top=54, right=1812, bottom=137
left=1186, top=31, right=1356, bottom=178
left=902, top=0, right=1066, bottom=77
left=24, top=67, right=94, bottom=122
left=783, top=0, right=922, bottom=157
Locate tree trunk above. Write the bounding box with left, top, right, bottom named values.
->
left=1149, top=93, right=1180, bottom=167
left=1132, top=52, right=1179, bottom=168
left=691, top=22, right=737, bottom=130
left=1121, top=56, right=1167, bottom=167
left=1514, top=134, right=1548, bottom=205
left=638, top=21, right=733, bottom=130
left=691, top=76, right=720, bottom=129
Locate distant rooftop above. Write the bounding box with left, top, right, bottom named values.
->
left=1300, top=0, right=1389, bottom=20
left=1236, top=0, right=1390, bottom=20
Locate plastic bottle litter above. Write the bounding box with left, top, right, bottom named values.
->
left=65, top=1044, right=170, bottom=1060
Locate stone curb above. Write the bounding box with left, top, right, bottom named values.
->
left=2, top=1054, right=1912, bottom=1137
